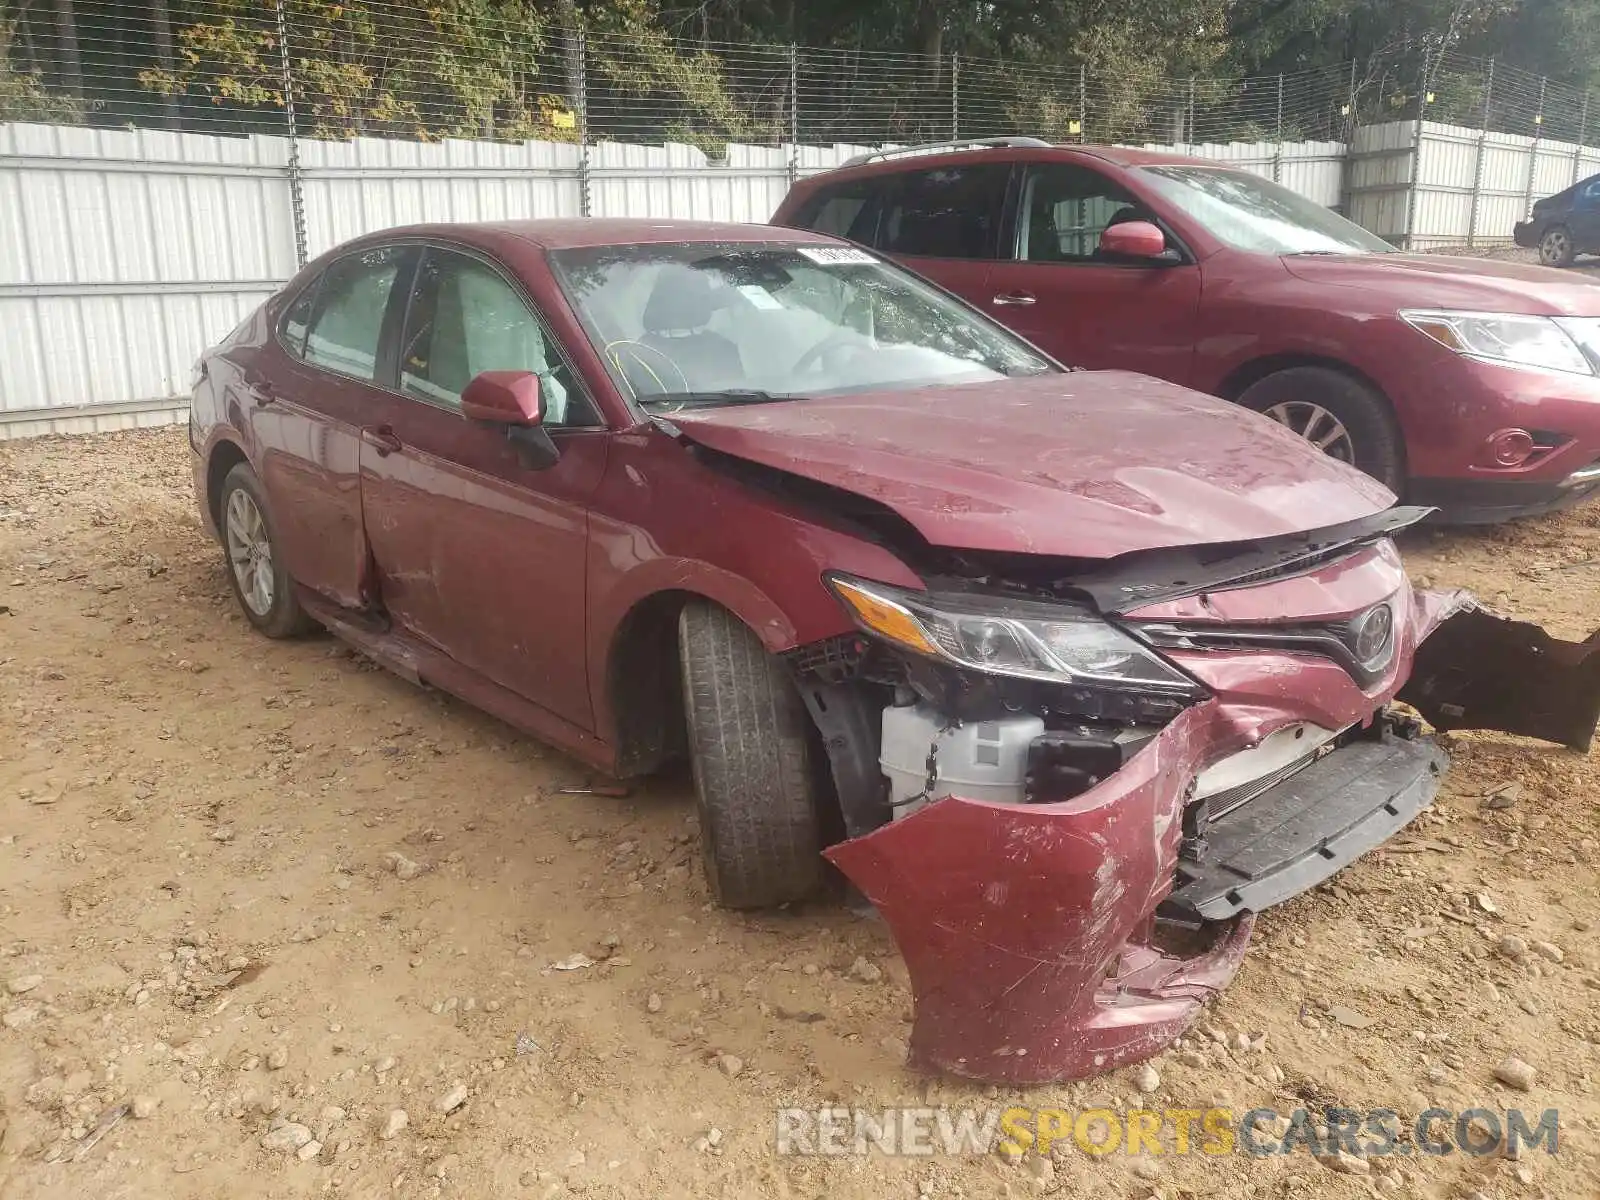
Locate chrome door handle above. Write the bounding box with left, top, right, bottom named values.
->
left=991, top=292, right=1036, bottom=307
left=361, top=426, right=403, bottom=456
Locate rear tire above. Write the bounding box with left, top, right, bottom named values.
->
left=218, top=463, right=316, bottom=639
left=1539, top=225, right=1575, bottom=268
left=1237, top=366, right=1405, bottom=493
left=678, top=600, right=824, bottom=909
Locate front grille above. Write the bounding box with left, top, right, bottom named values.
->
left=1133, top=599, right=1399, bottom=688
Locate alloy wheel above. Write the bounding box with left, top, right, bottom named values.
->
left=225, top=488, right=275, bottom=616
left=1262, top=401, right=1356, bottom=464
left=1541, top=228, right=1571, bottom=267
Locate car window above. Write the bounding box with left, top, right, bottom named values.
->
left=878, top=165, right=1009, bottom=259
left=280, top=282, right=318, bottom=357
left=550, top=241, right=1054, bottom=409
left=303, top=247, right=406, bottom=380
left=1138, top=165, right=1394, bottom=255
left=1017, top=164, right=1146, bottom=263
left=397, top=248, right=595, bottom=427
left=1582, top=178, right=1600, bottom=202
left=797, top=182, right=881, bottom=243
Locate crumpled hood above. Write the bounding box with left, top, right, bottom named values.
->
left=1281, top=252, right=1600, bottom=316
left=668, top=372, right=1395, bottom=558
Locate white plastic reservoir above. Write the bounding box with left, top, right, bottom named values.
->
left=879, top=703, right=1045, bottom=818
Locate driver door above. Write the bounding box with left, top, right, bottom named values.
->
left=359, top=245, right=608, bottom=731
left=985, top=162, right=1202, bottom=381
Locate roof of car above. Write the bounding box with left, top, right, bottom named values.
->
left=800, top=142, right=1228, bottom=182
left=351, top=218, right=841, bottom=251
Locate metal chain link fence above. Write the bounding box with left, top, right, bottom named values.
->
left=2, top=2, right=1598, bottom=257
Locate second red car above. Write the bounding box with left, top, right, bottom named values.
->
left=774, top=138, right=1600, bottom=523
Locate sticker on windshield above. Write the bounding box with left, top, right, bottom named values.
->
left=737, top=284, right=785, bottom=310
left=797, top=246, right=877, bottom=265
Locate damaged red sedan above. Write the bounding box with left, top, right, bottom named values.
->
left=188, top=219, right=1600, bottom=1084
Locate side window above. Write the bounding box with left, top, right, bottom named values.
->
left=304, top=247, right=406, bottom=380
left=1017, top=165, right=1146, bottom=263
left=878, top=165, right=1009, bottom=259
left=1582, top=178, right=1600, bottom=202
left=797, top=183, right=880, bottom=243
left=280, top=282, right=318, bottom=358
left=398, top=249, right=596, bottom=427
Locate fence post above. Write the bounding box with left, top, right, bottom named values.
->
left=1273, top=73, right=1284, bottom=183
left=950, top=54, right=959, bottom=140
left=1467, top=58, right=1493, bottom=248
left=1574, top=92, right=1590, bottom=187
left=1522, top=76, right=1546, bottom=221
left=1186, top=76, right=1196, bottom=145
left=1346, top=58, right=1358, bottom=141
left=1404, top=50, right=1429, bottom=250
left=1078, top=64, right=1087, bottom=144
left=273, top=0, right=307, bottom=270
left=787, top=44, right=799, bottom=186
left=575, top=29, right=591, bottom=218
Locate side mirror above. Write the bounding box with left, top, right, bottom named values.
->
left=1098, top=220, right=1169, bottom=260
left=461, top=370, right=543, bottom=426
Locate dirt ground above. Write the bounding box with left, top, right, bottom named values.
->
left=1, top=428, right=1598, bottom=1200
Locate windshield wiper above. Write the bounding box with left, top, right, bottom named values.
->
left=636, top=389, right=794, bottom=409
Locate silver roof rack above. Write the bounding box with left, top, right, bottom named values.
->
left=839, top=136, right=1053, bottom=169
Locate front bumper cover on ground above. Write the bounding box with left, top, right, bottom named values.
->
left=821, top=598, right=1600, bottom=1084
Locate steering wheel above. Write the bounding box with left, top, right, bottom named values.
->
left=791, top=331, right=869, bottom=377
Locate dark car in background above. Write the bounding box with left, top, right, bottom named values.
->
left=774, top=138, right=1600, bottom=524
left=1515, top=171, right=1600, bottom=267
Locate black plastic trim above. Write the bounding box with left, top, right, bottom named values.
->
left=1160, top=732, right=1447, bottom=923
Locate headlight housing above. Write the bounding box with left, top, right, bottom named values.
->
left=827, top=574, right=1203, bottom=696
left=1401, top=310, right=1600, bottom=377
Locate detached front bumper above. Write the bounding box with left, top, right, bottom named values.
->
left=821, top=596, right=1600, bottom=1085
left=826, top=709, right=1440, bottom=1083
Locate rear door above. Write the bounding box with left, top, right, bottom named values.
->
left=245, top=245, right=412, bottom=610
left=983, top=161, right=1202, bottom=382
left=358, top=245, right=608, bottom=731
left=869, top=163, right=1012, bottom=305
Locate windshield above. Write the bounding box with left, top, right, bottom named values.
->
left=549, top=242, right=1055, bottom=409
left=1137, top=166, right=1394, bottom=256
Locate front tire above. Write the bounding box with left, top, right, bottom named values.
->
left=678, top=600, right=824, bottom=909
left=1237, top=366, right=1404, bottom=493
left=1539, top=225, right=1575, bottom=268
left=218, top=463, right=315, bottom=639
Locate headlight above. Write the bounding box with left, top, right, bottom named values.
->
left=827, top=574, right=1203, bottom=695
left=1400, top=310, right=1598, bottom=377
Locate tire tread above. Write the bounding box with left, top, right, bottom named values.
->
left=678, top=601, right=821, bottom=909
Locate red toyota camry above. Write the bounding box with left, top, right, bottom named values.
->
left=188, top=218, right=1600, bottom=1084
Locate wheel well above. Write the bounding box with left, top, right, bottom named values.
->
left=205, top=440, right=249, bottom=533
left=1216, top=353, right=1410, bottom=489
left=606, top=590, right=693, bottom=779
left=1217, top=353, right=1388, bottom=407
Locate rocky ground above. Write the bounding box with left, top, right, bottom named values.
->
left=1, top=428, right=1598, bottom=1200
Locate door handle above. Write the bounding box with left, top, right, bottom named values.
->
left=244, top=381, right=275, bottom=407
left=991, top=291, right=1037, bottom=307
left=361, top=426, right=403, bottom=456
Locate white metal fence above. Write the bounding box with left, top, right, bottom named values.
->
left=1, top=117, right=1595, bottom=438
left=1353, top=120, right=1600, bottom=250
left=0, top=123, right=883, bottom=437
